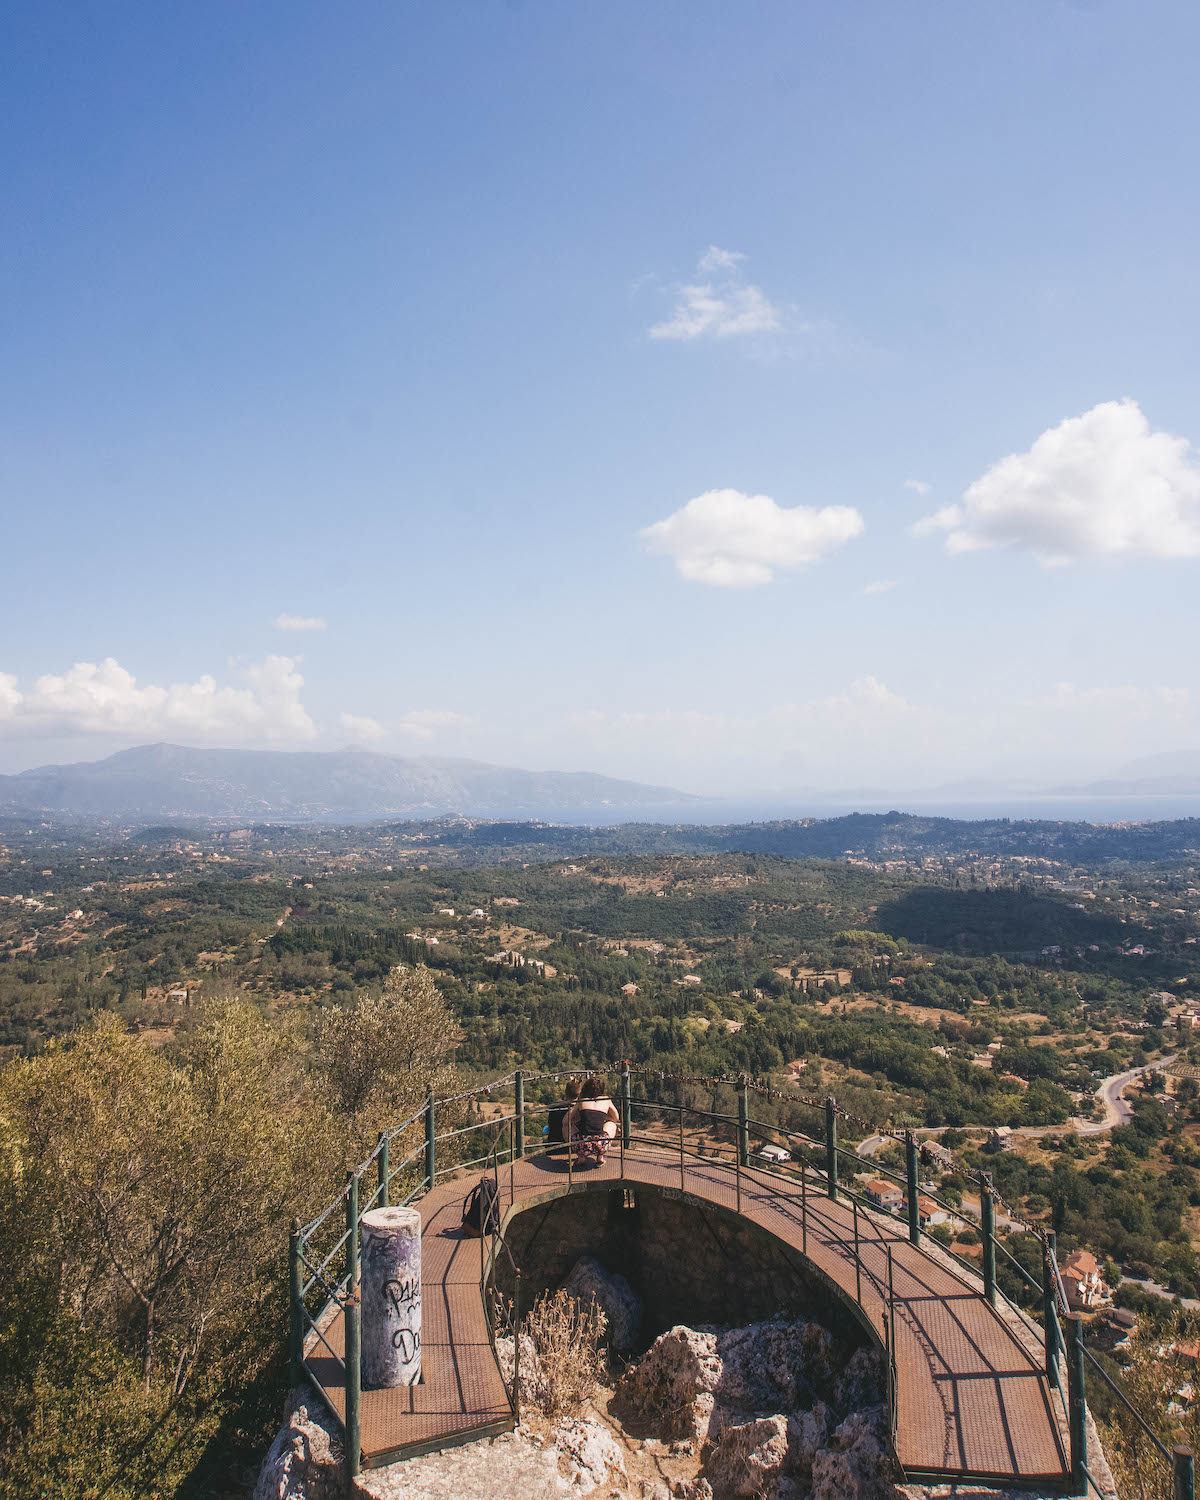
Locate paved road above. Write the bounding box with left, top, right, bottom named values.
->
left=854, top=1053, right=1178, bottom=1158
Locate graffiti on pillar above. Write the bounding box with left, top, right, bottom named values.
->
left=361, top=1208, right=423, bottom=1388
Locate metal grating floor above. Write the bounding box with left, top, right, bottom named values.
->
left=303, top=1144, right=1070, bottom=1482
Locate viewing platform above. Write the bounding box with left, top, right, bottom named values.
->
left=294, top=1075, right=1081, bottom=1490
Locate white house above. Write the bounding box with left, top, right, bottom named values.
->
left=1061, top=1250, right=1110, bottom=1311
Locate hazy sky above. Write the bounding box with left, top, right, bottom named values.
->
left=2, top=2, right=1198, bottom=795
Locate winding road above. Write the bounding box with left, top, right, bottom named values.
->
left=855, top=1053, right=1178, bottom=1159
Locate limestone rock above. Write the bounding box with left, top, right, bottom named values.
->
left=785, top=1404, right=831, bottom=1487
left=810, top=1407, right=902, bottom=1500
left=834, top=1347, right=884, bottom=1414
left=617, top=1318, right=837, bottom=1450
left=562, top=1257, right=644, bottom=1351
left=252, top=1398, right=341, bottom=1500
left=553, top=1417, right=629, bottom=1489
left=615, top=1325, right=723, bottom=1440
left=714, top=1320, right=833, bottom=1414
left=357, top=1428, right=567, bottom=1498
left=705, top=1414, right=790, bottom=1498
left=673, top=1482, right=714, bottom=1500
left=495, top=1331, right=547, bottom=1408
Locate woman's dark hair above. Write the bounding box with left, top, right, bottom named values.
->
left=581, top=1074, right=608, bottom=1100
left=563, top=1077, right=582, bottom=1101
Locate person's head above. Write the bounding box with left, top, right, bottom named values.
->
left=563, top=1077, right=582, bottom=1102
left=581, top=1074, right=608, bottom=1100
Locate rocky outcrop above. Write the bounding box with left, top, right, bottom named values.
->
left=562, top=1256, right=644, bottom=1350
left=616, top=1319, right=838, bottom=1449
left=495, top=1331, right=548, bottom=1408
left=553, top=1416, right=628, bottom=1489
left=811, top=1408, right=903, bottom=1500
left=615, top=1325, right=724, bottom=1440
left=834, top=1347, right=884, bottom=1413
left=704, top=1414, right=791, bottom=1497
left=252, top=1394, right=342, bottom=1500
left=712, top=1320, right=834, bottom=1416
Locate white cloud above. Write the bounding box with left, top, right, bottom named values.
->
left=917, top=399, right=1200, bottom=565
left=903, top=479, right=931, bottom=496
left=275, top=613, right=327, bottom=631
left=697, top=245, right=746, bottom=273
left=641, top=488, right=864, bottom=586
left=862, top=579, right=898, bottom=596
left=649, top=248, right=781, bottom=341
left=340, top=712, right=386, bottom=742
left=395, top=709, right=476, bottom=741
left=0, top=656, right=316, bottom=742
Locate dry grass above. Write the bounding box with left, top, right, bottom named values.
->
left=524, top=1288, right=608, bottom=1417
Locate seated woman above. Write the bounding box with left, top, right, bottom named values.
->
left=545, top=1077, right=581, bottom=1155
left=567, top=1075, right=620, bottom=1165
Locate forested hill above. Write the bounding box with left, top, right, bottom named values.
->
left=150, top=809, right=1200, bottom=866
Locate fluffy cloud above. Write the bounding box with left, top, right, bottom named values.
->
left=903, top=479, right=931, bottom=496
left=862, top=579, right=898, bottom=596
left=649, top=247, right=781, bottom=341
left=917, top=399, right=1200, bottom=565
left=0, top=656, right=316, bottom=741
left=641, top=488, right=864, bottom=586
left=340, top=712, right=386, bottom=741
left=275, top=613, right=327, bottom=631
left=394, top=710, right=475, bottom=741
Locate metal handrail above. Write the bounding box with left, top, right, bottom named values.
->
left=1082, top=1347, right=1173, bottom=1462
left=292, top=1064, right=1183, bottom=1493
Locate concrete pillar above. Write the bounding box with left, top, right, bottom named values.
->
left=360, top=1206, right=422, bottom=1388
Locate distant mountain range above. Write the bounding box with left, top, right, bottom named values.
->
left=0, top=744, right=702, bottom=822
left=1054, top=750, right=1200, bottom=798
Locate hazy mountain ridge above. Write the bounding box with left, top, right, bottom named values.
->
left=0, top=743, right=699, bottom=821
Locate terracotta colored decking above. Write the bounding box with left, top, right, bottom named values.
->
left=303, top=1142, right=1071, bottom=1487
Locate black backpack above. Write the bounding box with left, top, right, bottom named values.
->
left=462, top=1176, right=500, bottom=1238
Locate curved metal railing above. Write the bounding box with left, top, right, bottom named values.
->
left=289, top=1062, right=1188, bottom=1495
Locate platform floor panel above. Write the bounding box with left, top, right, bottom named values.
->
left=303, top=1143, right=1069, bottom=1483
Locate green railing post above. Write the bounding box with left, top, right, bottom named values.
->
left=678, top=1084, right=685, bottom=1191
left=905, top=1131, right=920, bottom=1246
left=425, top=1088, right=436, bottom=1190
left=1175, top=1445, right=1195, bottom=1500
left=377, top=1130, right=389, bottom=1210
left=346, top=1171, right=359, bottom=1293
left=980, top=1175, right=996, bottom=1307
left=825, top=1097, right=839, bottom=1201
left=1065, top=1312, right=1087, bottom=1496
left=289, top=1216, right=302, bottom=1388
left=512, top=1268, right=522, bottom=1416
left=620, top=1063, right=631, bottom=1149
left=345, top=1291, right=362, bottom=1480
left=1043, top=1232, right=1060, bottom=1387
left=737, top=1076, right=750, bottom=1169
left=514, top=1070, right=525, bottom=1159
left=852, top=1195, right=862, bottom=1303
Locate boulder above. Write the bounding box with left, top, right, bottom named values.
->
left=562, top=1256, right=643, bottom=1350
left=784, top=1404, right=830, bottom=1487
left=714, top=1320, right=833, bottom=1413
left=810, top=1407, right=903, bottom=1500
left=553, top=1417, right=629, bottom=1490
left=834, top=1347, right=884, bottom=1414
left=252, top=1397, right=341, bottom=1500
left=705, top=1414, right=790, bottom=1498
left=615, top=1325, right=723, bottom=1440
left=495, top=1331, right=547, bottom=1408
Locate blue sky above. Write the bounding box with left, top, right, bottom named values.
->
left=2, top=1, right=1198, bottom=796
